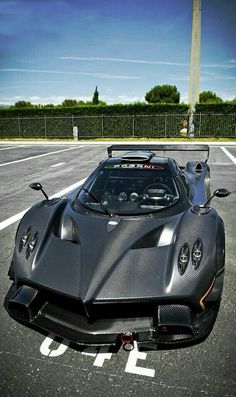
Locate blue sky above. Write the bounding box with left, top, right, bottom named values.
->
left=0, top=0, right=235, bottom=105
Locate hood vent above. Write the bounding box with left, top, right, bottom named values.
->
left=131, top=227, right=163, bottom=249
left=59, top=216, right=81, bottom=245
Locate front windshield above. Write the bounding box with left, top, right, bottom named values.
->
left=77, top=163, right=179, bottom=215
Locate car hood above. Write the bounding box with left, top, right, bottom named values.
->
left=14, top=201, right=186, bottom=304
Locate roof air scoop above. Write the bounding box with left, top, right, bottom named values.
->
left=195, top=162, right=203, bottom=172
left=121, top=151, right=155, bottom=162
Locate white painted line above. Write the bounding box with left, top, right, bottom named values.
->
left=0, top=209, right=29, bottom=232
left=0, top=144, right=27, bottom=151
left=0, top=146, right=21, bottom=151
left=50, top=178, right=86, bottom=198
left=0, top=177, right=86, bottom=231
left=221, top=147, right=236, bottom=165
left=51, top=162, right=65, bottom=168
left=1, top=140, right=236, bottom=146
left=0, top=146, right=83, bottom=167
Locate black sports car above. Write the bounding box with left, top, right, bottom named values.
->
left=4, top=144, right=230, bottom=351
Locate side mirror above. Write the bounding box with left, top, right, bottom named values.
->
left=204, top=188, right=231, bottom=207
left=214, top=188, right=231, bottom=198
left=30, top=182, right=49, bottom=200
left=30, top=182, right=43, bottom=191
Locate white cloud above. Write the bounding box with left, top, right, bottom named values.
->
left=117, top=95, right=144, bottom=103
left=201, top=71, right=218, bottom=77
left=60, top=56, right=188, bottom=67
left=170, top=74, right=236, bottom=82
left=169, top=77, right=189, bottom=81
left=29, top=96, right=42, bottom=102
left=0, top=94, right=116, bottom=105
left=60, top=56, right=236, bottom=69
left=202, top=63, right=236, bottom=69
left=214, top=88, right=236, bottom=100
left=101, top=94, right=145, bottom=104
left=180, top=94, right=188, bottom=103
left=0, top=68, right=141, bottom=80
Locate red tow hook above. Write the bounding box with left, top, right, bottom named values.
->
left=118, top=332, right=135, bottom=351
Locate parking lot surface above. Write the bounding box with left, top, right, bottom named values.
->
left=0, top=143, right=235, bottom=397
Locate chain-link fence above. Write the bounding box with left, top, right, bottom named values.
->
left=193, top=113, right=236, bottom=137
left=0, top=113, right=235, bottom=139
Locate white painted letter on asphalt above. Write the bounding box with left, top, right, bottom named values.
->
left=40, top=333, right=69, bottom=357
left=81, top=347, right=98, bottom=357
left=93, top=346, right=112, bottom=367
left=82, top=346, right=112, bottom=367
left=125, top=341, right=155, bottom=377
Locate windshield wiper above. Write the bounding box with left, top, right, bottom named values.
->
left=82, top=187, right=113, bottom=217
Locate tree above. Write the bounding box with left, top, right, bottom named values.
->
left=61, top=99, right=77, bottom=107
left=145, top=85, right=180, bottom=103
left=42, top=104, right=55, bottom=108
left=14, top=100, right=34, bottom=108
left=199, top=91, right=223, bottom=103
left=92, top=86, right=99, bottom=104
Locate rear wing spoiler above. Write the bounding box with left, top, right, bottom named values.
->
left=107, top=144, right=210, bottom=162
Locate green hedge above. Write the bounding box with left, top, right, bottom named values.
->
left=1, top=103, right=235, bottom=138
left=193, top=104, right=236, bottom=137
left=195, top=103, right=236, bottom=114
left=0, top=103, right=189, bottom=117
left=0, top=114, right=189, bottom=139
left=0, top=103, right=189, bottom=138
left=193, top=113, right=236, bottom=137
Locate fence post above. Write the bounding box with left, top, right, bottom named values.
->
left=101, top=114, right=104, bottom=138
left=199, top=112, right=202, bottom=137
left=164, top=115, right=167, bottom=138
left=44, top=116, right=47, bottom=138
left=18, top=116, right=21, bottom=137
left=132, top=115, right=135, bottom=137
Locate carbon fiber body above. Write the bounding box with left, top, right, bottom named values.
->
left=4, top=145, right=227, bottom=350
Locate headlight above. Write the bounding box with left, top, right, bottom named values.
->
left=192, top=239, right=203, bottom=269
left=19, top=226, right=31, bottom=252
left=178, top=243, right=190, bottom=275
left=26, top=232, right=38, bottom=259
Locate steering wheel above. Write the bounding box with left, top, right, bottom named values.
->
left=144, top=183, right=173, bottom=195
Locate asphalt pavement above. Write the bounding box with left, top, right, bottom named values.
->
left=0, top=142, right=235, bottom=397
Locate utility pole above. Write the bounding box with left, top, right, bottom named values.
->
left=188, top=0, right=201, bottom=135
